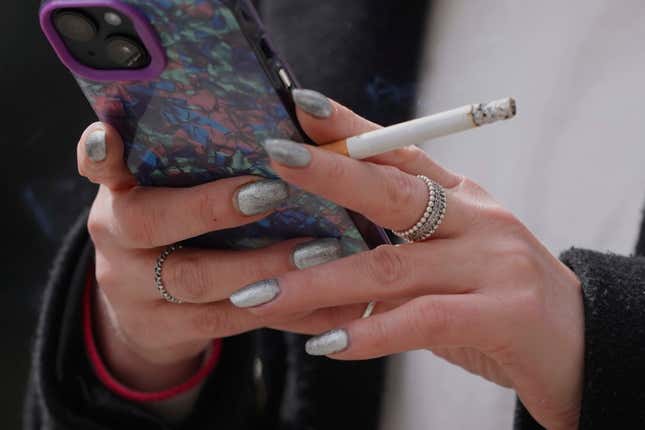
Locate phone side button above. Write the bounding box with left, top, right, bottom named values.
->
left=277, top=68, right=293, bottom=89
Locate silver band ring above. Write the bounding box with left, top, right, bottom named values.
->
left=393, top=175, right=447, bottom=243
left=362, top=301, right=376, bottom=318
left=154, top=244, right=184, bottom=304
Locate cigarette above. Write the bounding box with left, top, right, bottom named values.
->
left=320, top=97, right=516, bottom=159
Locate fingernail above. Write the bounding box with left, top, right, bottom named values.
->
left=235, top=180, right=290, bottom=216
left=305, top=329, right=349, bottom=356
left=292, top=238, right=343, bottom=270
left=86, top=129, right=107, bottom=162
left=292, top=89, right=333, bottom=119
left=230, top=279, right=280, bottom=308
left=264, top=139, right=312, bottom=167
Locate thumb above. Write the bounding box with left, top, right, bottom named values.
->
left=77, top=122, right=137, bottom=191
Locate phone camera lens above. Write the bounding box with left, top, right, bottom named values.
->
left=106, top=36, right=149, bottom=69
left=54, top=10, right=98, bottom=42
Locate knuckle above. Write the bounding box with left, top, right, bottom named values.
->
left=94, top=251, right=129, bottom=301
left=400, top=146, right=429, bottom=165
left=346, top=109, right=369, bottom=134
left=500, top=239, right=540, bottom=279
left=482, top=238, right=541, bottom=292
left=366, top=316, right=390, bottom=345
left=487, top=206, right=522, bottom=228
left=396, top=147, right=438, bottom=175
left=195, top=189, right=219, bottom=229
left=382, top=168, right=419, bottom=219
left=166, top=254, right=208, bottom=302
left=457, top=177, right=486, bottom=195
left=509, top=248, right=539, bottom=277
left=471, top=203, right=525, bottom=237
left=94, top=263, right=117, bottom=292
left=325, top=156, right=349, bottom=183
left=510, top=286, right=546, bottom=326
left=87, top=210, right=109, bottom=245
left=454, top=178, right=499, bottom=223
left=365, top=245, right=407, bottom=288
left=413, top=299, right=451, bottom=339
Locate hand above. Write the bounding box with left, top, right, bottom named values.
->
left=77, top=122, right=377, bottom=392
left=230, top=91, right=585, bottom=429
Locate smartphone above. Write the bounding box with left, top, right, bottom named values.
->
left=39, top=0, right=388, bottom=253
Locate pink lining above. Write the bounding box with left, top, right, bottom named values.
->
left=83, top=271, right=222, bottom=402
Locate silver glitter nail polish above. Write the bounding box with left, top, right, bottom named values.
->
left=263, top=139, right=312, bottom=167
left=230, top=279, right=280, bottom=308
left=292, top=89, right=333, bottom=118
left=292, top=238, right=343, bottom=270
left=85, top=129, right=107, bottom=162
left=235, top=180, right=290, bottom=216
left=305, top=329, right=349, bottom=356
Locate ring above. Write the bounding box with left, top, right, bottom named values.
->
left=362, top=301, right=376, bottom=318
left=154, top=244, right=184, bottom=304
left=393, top=175, right=447, bottom=243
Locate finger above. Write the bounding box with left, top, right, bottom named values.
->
left=269, top=301, right=402, bottom=335
left=77, top=122, right=137, bottom=191
left=293, top=89, right=460, bottom=185
left=96, top=176, right=291, bottom=248
left=264, top=139, right=468, bottom=235
left=122, top=293, right=397, bottom=351
left=230, top=241, right=475, bottom=315
left=143, top=299, right=339, bottom=344
left=305, top=294, right=498, bottom=359
left=148, top=297, right=399, bottom=345
left=294, top=90, right=379, bottom=143
left=130, top=300, right=275, bottom=347
left=137, top=238, right=341, bottom=304
left=269, top=304, right=369, bottom=334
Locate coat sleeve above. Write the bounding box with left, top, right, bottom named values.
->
left=515, top=248, right=645, bottom=429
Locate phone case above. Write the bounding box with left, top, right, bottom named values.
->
left=40, top=0, right=388, bottom=252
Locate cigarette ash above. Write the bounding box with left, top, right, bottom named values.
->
left=472, top=98, right=517, bottom=126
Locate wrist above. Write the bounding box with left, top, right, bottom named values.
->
left=93, top=288, right=205, bottom=391
left=84, top=274, right=221, bottom=400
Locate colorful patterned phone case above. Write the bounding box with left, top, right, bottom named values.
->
left=40, top=0, right=388, bottom=252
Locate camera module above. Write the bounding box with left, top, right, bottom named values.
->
left=53, top=10, right=97, bottom=42
left=49, top=7, right=154, bottom=73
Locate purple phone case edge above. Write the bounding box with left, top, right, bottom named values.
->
left=40, top=0, right=167, bottom=81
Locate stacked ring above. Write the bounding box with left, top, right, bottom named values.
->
left=393, top=175, right=447, bottom=243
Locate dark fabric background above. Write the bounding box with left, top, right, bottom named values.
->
left=2, top=1, right=429, bottom=427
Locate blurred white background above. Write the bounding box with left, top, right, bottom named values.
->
left=381, top=1, right=645, bottom=428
